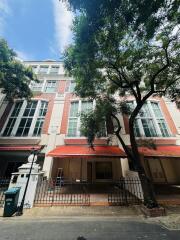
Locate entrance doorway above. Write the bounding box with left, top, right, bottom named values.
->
left=95, top=162, right=113, bottom=180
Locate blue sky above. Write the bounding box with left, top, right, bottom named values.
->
left=0, top=0, right=73, bottom=60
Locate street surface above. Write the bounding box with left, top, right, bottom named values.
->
left=0, top=216, right=180, bottom=240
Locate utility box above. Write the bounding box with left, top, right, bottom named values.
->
left=3, top=187, right=20, bottom=217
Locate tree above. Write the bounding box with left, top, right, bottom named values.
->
left=63, top=0, right=180, bottom=208
left=0, top=39, right=36, bottom=100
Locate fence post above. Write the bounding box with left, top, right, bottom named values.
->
left=123, top=178, right=128, bottom=206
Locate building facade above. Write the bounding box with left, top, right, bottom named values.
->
left=0, top=60, right=180, bottom=186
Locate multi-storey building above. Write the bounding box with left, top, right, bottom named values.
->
left=0, top=60, right=180, bottom=186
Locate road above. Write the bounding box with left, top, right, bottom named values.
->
left=0, top=217, right=180, bottom=240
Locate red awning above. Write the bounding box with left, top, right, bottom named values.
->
left=0, top=145, right=41, bottom=151
left=48, top=146, right=126, bottom=158
left=139, top=146, right=180, bottom=157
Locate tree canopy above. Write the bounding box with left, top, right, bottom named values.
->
left=63, top=0, right=180, bottom=207
left=0, top=39, right=36, bottom=100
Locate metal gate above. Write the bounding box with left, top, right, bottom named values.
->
left=108, top=178, right=144, bottom=206
left=0, top=178, right=10, bottom=207
left=34, top=178, right=90, bottom=206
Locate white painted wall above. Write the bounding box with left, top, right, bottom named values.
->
left=42, top=96, right=65, bottom=177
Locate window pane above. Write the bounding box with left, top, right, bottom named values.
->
left=45, top=80, right=57, bottom=93
left=151, top=102, right=163, bottom=118
left=70, top=102, right=79, bottom=117
left=81, top=101, right=93, bottom=114
left=16, top=127, right=23, bottom=136
left=3, top=102, right=23, bottom=136
left=157, top=119, right=169, bottom=137
left=67, top=119, right=78, bottom=137
left=139, top=103, right=151, bottom=117
left=33, top=118, right=44, bottom=136
left=39, top=101, right=48, bottom=116
left=70, top=81, right=76, bottom=92
left=134, top=119, right=141, bottom=137
left=3, top=118, right=16, bottom=136
left=141, top=119, right=157, bottom=137
left=11, top=102, right=23, bottom=117
left=19, top=118, right=26, bottom=127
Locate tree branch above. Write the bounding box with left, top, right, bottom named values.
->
left=111, top=113, right=134, bottom=160
left=108, top=62, right=139, bottom=101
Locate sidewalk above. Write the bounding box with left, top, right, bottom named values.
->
left=0, top=206, right=142, bottom=219
left=1, top=205, right=180, bottom=230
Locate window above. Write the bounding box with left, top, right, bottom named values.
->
left=3, top=102, right=23, bottom=136
left=31, top=65, right=38, bottom=73
left=65, top=80, right=76, bottom=93
left=151, top=102, right=169, bottom=137
left=33, top=101, right=48, bottom=136
left=16, top=101, right=38, bottom=136
left=39, top=66, right=49, bottom=74
left=44, top=80, right=57, bottom=93
left=67, top=100, right=106, bottom=137
left=67, top=101, right=93, bottom=137
left=31, top=81, right=43, bottom=92
left=2, top=100, right=48, bottom=137
left=128, top=101, right=170, bottom=137
left=69, top=81, right=76, bottom=92
left=67, top=102, right=79, bottom=137
left=50, top=66, right=59, bottom=74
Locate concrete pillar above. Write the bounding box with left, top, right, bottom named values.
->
left=121, top=158, right=130, bottom=177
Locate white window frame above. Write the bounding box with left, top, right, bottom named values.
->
left=65, top=80, right=76, bottom=93
left=67, top=100, right=95, bottom=137
left=129, top=100, right=171, bottom=138
left=150, top=101, right=171, bottom=137
left=38, top=65, right=49, bottom=74
left=44, top=80, right=57, bottom=93
left=30, top=80, right=44, bottom=92
left=49, top=65, right=60, bottom=74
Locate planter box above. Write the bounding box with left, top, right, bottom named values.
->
left=141, top=205, right=166, bottom=217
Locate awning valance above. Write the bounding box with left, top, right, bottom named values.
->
left=47, top=145, right=180, bottom=158
left=47, top=145, right=126, bottom=158
left=0, top=145, right=41, bottom=151
left=139, top=146, right=180, bottom=157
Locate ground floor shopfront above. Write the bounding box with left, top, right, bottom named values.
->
left=51, top=157, right=123, bottom=183
left=139, top=146, right=180, bottom=185
left=48, top=145, right=126, bottom=183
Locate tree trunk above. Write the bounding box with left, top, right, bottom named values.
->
left=129, top=118, right=158, bottom=208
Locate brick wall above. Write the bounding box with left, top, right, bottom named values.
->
left=58, top=80, right=66, bottom=94
left=60, top=93, right=72, bottom=134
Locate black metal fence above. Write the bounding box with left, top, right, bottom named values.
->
left=34, top=178, right=90, bottom=206
left=108, top=178, right=144, bottom=206
left=0, top=178, right=10, bottom=207
left=34, top=177, right=143, bottom=206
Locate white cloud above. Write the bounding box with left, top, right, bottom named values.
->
left=52, top=0, right=73, bottom=54
left=0, top=0, right=11, bottom=35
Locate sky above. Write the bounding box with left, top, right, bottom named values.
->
left=0, top=0, right=73, bottom=60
